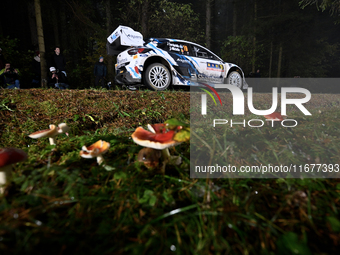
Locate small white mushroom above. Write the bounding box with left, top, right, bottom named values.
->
left=29, top=123, right=70, bottom=145
left=80, top=140, right=110, bottom=165
left=0, top=148, right=28, bottom=194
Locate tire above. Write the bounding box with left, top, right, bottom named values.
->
left=227, top=71, right=242, bottom=88
left=144, top=63, right=171, bottom=91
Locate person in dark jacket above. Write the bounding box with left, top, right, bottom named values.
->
left=0, top=62, right=20, bottom=89
left=94, top=56, right=107, bottom=88
left=51, top=47, right=66, bottom=73
left=48, top=66, right=69, bottom=89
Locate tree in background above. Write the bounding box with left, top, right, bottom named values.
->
left=34, top=0, right=47, bottom=88
left=300, top=0, right=340, bottom=16
left=0, top=0, right=340, bottom=86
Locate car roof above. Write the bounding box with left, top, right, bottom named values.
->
left=145, top=38, right=223, bottom=61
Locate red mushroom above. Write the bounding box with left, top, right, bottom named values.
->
left=264, top=112, right=286, bottom=126
left=132, top=121, right=190, bottom=170
left=131, top=127, right=180, bottom=150
left=29, top=123, right=70, bottom=145
left=0, top=148, right=28, bottom=194
left=147, top=123, right=167, bottom=134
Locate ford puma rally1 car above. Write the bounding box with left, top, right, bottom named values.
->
left=107, top=26, right=247, bottom=91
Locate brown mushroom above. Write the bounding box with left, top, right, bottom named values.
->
left=80, top=140, right=110, bottom=165
left=29, top=123, right=70, bottom=145
left=137, top=148, right=162, bottom=168
left=0, top=148, right=28, bottom=194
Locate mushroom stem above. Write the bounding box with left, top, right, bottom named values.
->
left=0, top=164, right=12, bottom=194
left=49, top=137, right=56, bottom=145
left=96, top=155, right=105, bottom=165
left=161, top=148, right=171, bottom=161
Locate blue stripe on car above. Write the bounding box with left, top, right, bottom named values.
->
left=128, top=67, right=141, bottom=79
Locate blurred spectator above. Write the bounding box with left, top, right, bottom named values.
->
left=255, top=69, right=261, bottom=78
left=51, top=46, right=67, bottom=75
left=31, top=51, right=41, bottom=87
left=0, top=48, right=5, bottom=70
left=94, top=56, right=107, bottom=88
left=0, top=62, right=20, bottom=89
left=48, top=66, right=69, bottom=89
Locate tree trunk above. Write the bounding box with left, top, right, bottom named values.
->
left=106, top=0, right=114, bottom=83
left=34, top=0, right=47, bottom=88
left=27, top=1, right=38, bottom=49
left=277, top=43, right=282, bottom=78
left=252, top=0, right=257, bottom=73
left=0, top=17, right=3, bottom=36
left=232, top=0, right=237, bottom=36
left=60, top=1, right=68, bottom=50
left=206, top=0, right=212, bottom=48
left=141, top=0, right=149, bottom=38
left=269, top=41, right=273, bottom=78
left=52, top=8, right=60, bottom=47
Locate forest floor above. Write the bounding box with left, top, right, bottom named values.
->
left=0, top=88, right=340, bottom=255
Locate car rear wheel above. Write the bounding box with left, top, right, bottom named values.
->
left=144, top=63, right=171, bottom=91
left=227, top=71, right=242, bottom=88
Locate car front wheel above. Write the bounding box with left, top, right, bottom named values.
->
left=144, top=63, right=171, bottom=91
left=227, top=71, right=242, bottom=88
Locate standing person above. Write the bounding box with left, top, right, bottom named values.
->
left=0, top=48, right=5, bottom=70
left=51, top=46, right=67, bottom=75
left=31, top=51, right=41, bottom=87
left=94, top=56, right=107, bottom=88
left=0, top=62, right=20, bottom=89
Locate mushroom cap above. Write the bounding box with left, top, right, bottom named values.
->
left=264, top=112, right=286, bottom=121
left=0, top=148, right=28, bottom=168
left=28, top=124, right=59, bottom=139
left=80, top=140, right=110, bottom=158
left=57, top=123, right=70, bottom=134
left=131, top=127, right=181, bottom=150
left=147, top=123, right=167, bottom=134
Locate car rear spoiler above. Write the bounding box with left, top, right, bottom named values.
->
left=106, top=25, right=144, bottom=56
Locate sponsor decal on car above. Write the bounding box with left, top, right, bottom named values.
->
left=118, top=58, right=128, bottom=65
left=176, top=58, right=190, bottom=64
left=127, top=34, right=143, bottom=40
left=197, top=73, right=223, bottom=82
left=207, top=63, right=224, bottom=72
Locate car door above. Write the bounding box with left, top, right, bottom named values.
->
left=187, top=44, right=225, bottom=84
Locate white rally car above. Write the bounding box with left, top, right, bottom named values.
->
left=107, top=26, right=248, bottom=91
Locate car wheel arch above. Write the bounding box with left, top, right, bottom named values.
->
left=226, top=66, right=243, bottom=78
left=142, top=56, right=173, bottom=80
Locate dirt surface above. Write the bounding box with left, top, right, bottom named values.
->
left=0, top=89, right=190, bottom=142
left=1, top=89, right=339, bottom=136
